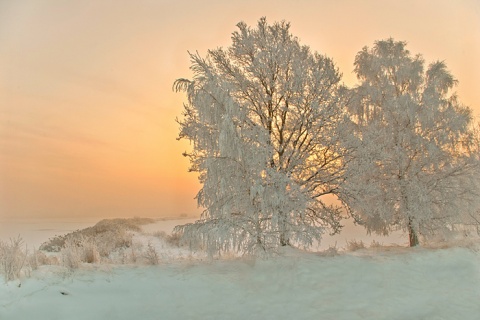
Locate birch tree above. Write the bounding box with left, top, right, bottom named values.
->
left=342, top=39, right=480, bottom=246
left=173, top=18, right=346, bottom=255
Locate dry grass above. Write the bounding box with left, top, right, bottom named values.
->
left=0, top=236, right=27, bottom=282
left=319, top=243, right=339, bottom=257
left=2, top=217, right=201, bottom=274
left=370, top=240, right=383, bottom=248
left=40, top=218, right=153, bottom=253
left=144, top=242, right=160, bottom=265
left=345, top=239, right=366, bottom=252
left=152, top=231, right=182, bottom=247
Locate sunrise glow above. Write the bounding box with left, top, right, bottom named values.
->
left=1, top=0, right=479, bottom=220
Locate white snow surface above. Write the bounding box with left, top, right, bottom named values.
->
left=1, top=221, right=480, bottom=320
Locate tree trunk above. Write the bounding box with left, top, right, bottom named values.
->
left=278, top=208, right=290, bottom=246
left=257, top=235, right=265, bottom=251
left=407, top=217, right=419, bottom=247
left=280, top=232, right=289, bottom=246
left=255, top=215, right=265, bottom=251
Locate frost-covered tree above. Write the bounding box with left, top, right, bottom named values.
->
left=342, top=38, right=480, bottom=246
left=173, top=18, right=346, bottom=255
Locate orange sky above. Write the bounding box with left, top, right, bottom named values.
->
left=1, top=0, right=479, bottom=219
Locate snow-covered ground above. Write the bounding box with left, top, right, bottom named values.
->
left=1, top=247, right=480, bottom=320
left=1, top=219, right=479, bottom=320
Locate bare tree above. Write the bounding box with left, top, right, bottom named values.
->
left=174, top=18, right=347, bottom=255
left=342, top=38, right=480, bottom=246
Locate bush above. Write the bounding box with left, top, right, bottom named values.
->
left=61, top=237, right=82, bottom=270
left=60, top=236, right=103, bottom=269
left=0, top=236, right=27, bottom=282
left=41, top=218, right=142, bottom=256
left=129, top=242, right=143, bottom=264
left=319, top=243, right=339, bottom=257
left=166, top=232, right=182, bottom=247
left=80, top=238, right=101, bottom=264
left=144, top=242, right=159, bottom=265
left=346, top=240, right=366, bottom=252
left=28, top=247, right=41, bottom=271
left=370, top=240, right=383, bottom=248
left=152, top=231, right=182, bottom=247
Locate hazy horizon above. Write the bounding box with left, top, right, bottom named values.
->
left=1, top=0, right=479, bottom=220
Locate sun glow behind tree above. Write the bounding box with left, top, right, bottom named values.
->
left=174, top=18, right=348, bottom=254
left=174, top=19, right=480, bottom=253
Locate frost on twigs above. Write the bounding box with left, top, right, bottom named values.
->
left=341, top=38, right=480, bottom=247
left=345, top=240, right=365, bottom=252
left=174, top=17, right=347, bottom=256
left=60, top=236, right=102, bottom=270
left=144, top=242, right=160, bottom=265
left=40, top=218, right=143, bottom=262
left=0, top=236, right=27, bottom=282
left=61, top=238, right=82, bottom=270
left=318, top=243, right=339, bottom=257
left=28, top=247, right=52, bottom=271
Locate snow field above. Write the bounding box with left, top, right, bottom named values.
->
left=1, top=245, right=479, bottom=320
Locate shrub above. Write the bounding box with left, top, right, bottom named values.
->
left=40, top=218, right=141, bottom=257
left=80, top=238, right=101, bottom=264
left=144, top=242, right=159, bottom=265
left=0, top=236, right=27, bottom=282
left=28, top=247, right=41, bottom=271
left=129, top=245, right=138, bottom=263
left=61, top=237, right=82, bottom=270
left=152, top=231, right=182, bottom=247
left=166, top=232, right=182, bottom=247
left=346, top=240, right=366, bottom=252
left=60, top=235, right=104, bottom=269
left=319, top=243, right=339, bottom=257
left=370, top=240, right=383, bottom=248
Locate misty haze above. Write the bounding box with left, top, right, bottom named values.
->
left=1, top=1, right=480, bottom=319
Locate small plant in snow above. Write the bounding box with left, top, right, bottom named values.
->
left=144, top=242, right=159, bottom=265
left=28, top=246, right=41, bottom=271
left=128, top=242, right=143, bottom=263
left=152, top=231, right=167, bottom=239
left=153, top=231, right=182, bottom=247
left=166, top=232, right=182, bottom=247
left=61, top=237, right=82, bottom=270
left=80, top=237, right=101, bottom=264
left=345, top=239, right=365, bottom=252
left=319, top=243, right=339, bottom=257
left=0, top=236, right=27, bottom=282
left=370, top=240, right=383, bottom=248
